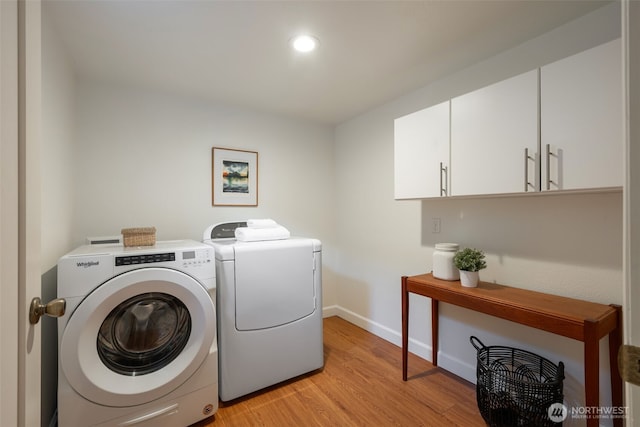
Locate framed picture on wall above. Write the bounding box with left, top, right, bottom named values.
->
left=212, top=147, right=258, bottom=206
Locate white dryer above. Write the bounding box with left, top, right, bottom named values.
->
left=203, top=222, right=323, bottom=401
left=57, top=240, right=218, bottom=427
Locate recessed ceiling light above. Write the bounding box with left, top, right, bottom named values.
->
left=291, top=35, right=319, bottom=53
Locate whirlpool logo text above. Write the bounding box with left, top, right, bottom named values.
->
left=76, top=261, right=99, bottom=268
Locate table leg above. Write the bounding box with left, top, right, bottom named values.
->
left=402, top=276, right=408, bottom=381
left=431, top=298, right=439, bottom=366
left=584, top=319, right=599, bottom=427
left=608, top=304, right=623, bottom=427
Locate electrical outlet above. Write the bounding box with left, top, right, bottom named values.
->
left=432, top=218, right=441, bottom=233
left=618, top=344, right=640, bottom=386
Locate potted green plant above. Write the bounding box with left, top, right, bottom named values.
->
left=453, top=247, right=487, bottom=287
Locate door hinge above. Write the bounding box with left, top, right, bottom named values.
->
left=618, top=344, right=640, bottom=386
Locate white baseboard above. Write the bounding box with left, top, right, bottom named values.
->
left=436, top=351, right=476, bottom=384
left=322, top=305, right=477, bottom=385
left=321, top=305, right=341, bottom=318
left=326, top=305, right=401, bottom=346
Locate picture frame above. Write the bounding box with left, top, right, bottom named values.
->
left=212, top=147, right=258, bottom=206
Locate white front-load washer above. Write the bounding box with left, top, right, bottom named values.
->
left=57, top=240, right=218, bottom=427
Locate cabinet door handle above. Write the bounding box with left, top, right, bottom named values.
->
left=524, top=148, right=536, bottom=192
left=546, top=144, right=557, bottom=190
left=440, top=162, right=448, bottom=196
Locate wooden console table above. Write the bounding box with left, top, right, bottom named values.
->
left=401, top=273, right=623, bottom=427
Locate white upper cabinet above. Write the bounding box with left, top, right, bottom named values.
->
left=450, top=70, right=539, bottom=196
left=394, top=101, right=450, bottom=199
left=540, top=38, right=622, bottom=191
left=393, top=39, right=622, bottom=200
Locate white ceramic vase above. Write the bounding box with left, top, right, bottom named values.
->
left=459, top=270, right=479, bottom=288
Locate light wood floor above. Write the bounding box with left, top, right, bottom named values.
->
left=191, top=316, right=485, bottom=426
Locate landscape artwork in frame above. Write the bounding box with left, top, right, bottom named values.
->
left=212, top=147, right=258, bottom=206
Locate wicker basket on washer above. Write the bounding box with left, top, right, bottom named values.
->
left=121, top=227, right=156, bottom=247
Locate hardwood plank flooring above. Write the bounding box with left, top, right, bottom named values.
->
left=191, top=316, right=485, bottom=427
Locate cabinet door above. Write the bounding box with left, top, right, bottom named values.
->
left=394, top=101, right=450, bottom=199
left=541, top=38, right=622, bottom=191
left=450, top=70, right=539, bottom=196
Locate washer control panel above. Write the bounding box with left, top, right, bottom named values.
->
left=115, top=252, right=176, bottom=266
left=114, top=249, right=213, bottom=268
left=181, top=249, right=213, bottom=268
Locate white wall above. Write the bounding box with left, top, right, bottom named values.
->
left=72, top=80, right=335, bottom=243
left=41, top=8, right=75, bottom=272
left=71, top=79, right=338, bottom=306
left=333, top=3, right=622, bottom=425
left=41, top=12, right=76, bottom=427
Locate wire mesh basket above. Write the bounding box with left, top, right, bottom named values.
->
left=470, top=336, right=565, bottom=427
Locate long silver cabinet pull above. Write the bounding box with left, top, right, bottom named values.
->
left=524, top=148, right=536, bottom=192
left=546, top=144, right=557, bottom=190
left=439, top=162, right=448, bottom=196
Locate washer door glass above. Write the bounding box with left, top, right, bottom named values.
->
left=60, top=268, right=215, bottom=408
left=98, top=292, right=191, bottom=376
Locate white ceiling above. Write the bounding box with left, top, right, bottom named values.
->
left=43, top=0, right=610, bottom=125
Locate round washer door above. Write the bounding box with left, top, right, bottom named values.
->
left=60, top=267, right=215, bottom=407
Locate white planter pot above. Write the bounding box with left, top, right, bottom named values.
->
left=459, top=270, right=479, bottom=288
